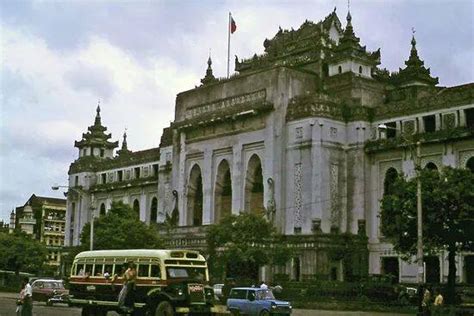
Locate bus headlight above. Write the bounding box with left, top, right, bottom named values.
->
left=177, top=289, right=184, bottom=296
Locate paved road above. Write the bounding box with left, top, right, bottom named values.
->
left=0, top=292, right=412, bottom=316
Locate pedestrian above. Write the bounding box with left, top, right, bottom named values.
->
left=16, top=280, right=26, bottom=316
left=21, top=277, right=33, bottom=316
left=422, top=286, right=432, bottom=316
left=259, top=281, right=268, bottom=289
left=118, top=261, right=137, bottom=314
left=433, top=288, right=444, bottom=316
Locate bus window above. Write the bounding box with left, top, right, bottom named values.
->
left=138, top=264, right=149, bottom=277
left=95, top=264, right=104, bottom=276
left=76, top=264, right=85, bottom=276
left=104, top=264, right=113, bottom=275
left=85, top=264, right=93, bottom=276
left=150, top=264, right=161, bottom=279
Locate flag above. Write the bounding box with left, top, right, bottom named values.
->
left=230, top=15, right=237, bottom=34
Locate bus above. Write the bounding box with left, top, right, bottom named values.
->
left=68, top=249, right=216, bottom=315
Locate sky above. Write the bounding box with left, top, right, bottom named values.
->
left=0, top=0, right=473, bottom=223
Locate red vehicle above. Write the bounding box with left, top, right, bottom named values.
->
left=31, top=279, right=69, bottom=306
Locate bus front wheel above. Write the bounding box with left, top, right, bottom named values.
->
left=155, top=301, right=173, bottom=316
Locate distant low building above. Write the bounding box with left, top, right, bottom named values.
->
left=13, top=194, right=67, bottom=272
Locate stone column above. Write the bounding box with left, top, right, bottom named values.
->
left=232, top=144, right=243, bottom=213
left=202, top=148, right=213, bottom=224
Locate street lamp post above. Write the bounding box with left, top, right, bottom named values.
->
left=378, top=124, right=424, bottom=285
left=52, top=185, right=95, bottom=251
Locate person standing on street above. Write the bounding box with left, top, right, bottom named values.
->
left=21, top=277, right=33, bottom=316
left=433, top=288, right=444, bottom=316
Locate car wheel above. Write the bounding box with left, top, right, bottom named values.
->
left=230, top=310, right=240, bottom=316
left=46, top=300, right=53, bottom=306
left=81, top=307, right=91, bottom=316
left=155, top=301, right=174, bottom=316
left=259, top=310, right=270, bottom=316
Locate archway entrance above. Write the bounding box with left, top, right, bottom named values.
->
left=187, top=164, right=203, bottom=226
left=214, top=160, right=232, bottom=223
left=244, top=155, right=264, bottom=215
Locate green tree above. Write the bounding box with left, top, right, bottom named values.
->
left=0, top=231, right=48, bottom=275
left=207, top=213, right=291, bottom=283
left=80, top=201, right=163, bottom=250
left=381, top=166, right=474, bottom=303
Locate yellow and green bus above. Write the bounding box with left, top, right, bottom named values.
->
left=69, top=249, right=216, bottom=315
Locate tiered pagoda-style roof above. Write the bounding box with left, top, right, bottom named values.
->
left=391, top=35, right=439, bottom=87
left=74, top=105, right=119, bottom=151
left=329, top=11, right=380, bottom=66
left=235, top=9, right=343, bottom=73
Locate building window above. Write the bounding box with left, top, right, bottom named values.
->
left=150, top=197, right=158, bottom=223
left=425, top=162, right=439, bottom=171
left=101, top=173, right=106, bottom=184
left=133, top=199, right=140, bottom=216
left=465, top=108, right=474, bottom=129
left=338, top=65, right=342, bottom=74
left=83, top=149, right=87, bottom=156
left=134, top=167, right=141, bottom=179
left=359, top=65, right=363, bottom=74
left=385, top=122, right=397, bottom=138
left=74, top=176, right=79, bottom=187
left=118, top=170, right=123, bottom=182
left=153, top=164, right=158, bottom=177
left=467, top=157, right=474, bottom=173
left=100, top=149, right=105, bottom=157
left=100, top=203, right=106, bottom=216
left=423, top=115, right=436, bottom=133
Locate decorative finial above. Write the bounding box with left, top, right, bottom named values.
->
left=411, top=27, right=417, bottom=46
left=333, top=6, right=337, bottom=13
left=94, top=101, right=102, bottom=125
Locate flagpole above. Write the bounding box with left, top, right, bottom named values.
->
left=227, top=12, right=231, bottom=78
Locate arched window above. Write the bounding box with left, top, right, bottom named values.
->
left=359, top=65, right=363, bottom=74
left=425, top=162, right=438, bottom=171
left=382, top=168, right=399, bottom=228
left=133, top=199, right=140, bottom=216
left=187, top=164, right=203, bottom=226
left=466, top=157, right=474, bottom=173
left=214, top=160, right=232, bottom=223
left=150, top=197, right=158, bottom=223
left=100, top=203, right=106, bottom=216
left=244, top=154, right=264, bottom=215
left=338, top=65, right=342, bottom=74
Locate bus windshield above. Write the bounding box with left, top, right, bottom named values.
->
left=166, top=267, right=206, bottom=280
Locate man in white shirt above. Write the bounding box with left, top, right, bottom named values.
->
left=22, top=277, right=33, bottom=316
left=260, top=281, right=268, bottom=289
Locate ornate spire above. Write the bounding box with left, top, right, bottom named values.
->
left=94, top=100, right=101, bottom=126
left=200, top=53, right=218, bottom=85
left=393, top=32, right=439, bottom=86
left=117, top=129, right=132, bottom=156
left=74, top=104, right=119, bottom=155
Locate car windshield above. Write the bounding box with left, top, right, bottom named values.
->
left=166, top=267, right=206, bottom=280
left=256, top=289, right=275, bottom=300
left=45, top=282, right=64, bottom=289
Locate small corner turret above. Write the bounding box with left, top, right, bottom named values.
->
left=327, top=9, right=381, bottom=78
left=391, top=32, right=439, bottom=87
left=200, top=54, right=218, bottom=86
left=117, top=130, right=132, bottom=157
left=73, top=103, right=119, bottom=161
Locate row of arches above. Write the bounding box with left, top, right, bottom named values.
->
left=381, top=157, right=474, bottom=228
left=186, top=154, right=265, bottom=226
left=98, top=197, right=158, bottom=223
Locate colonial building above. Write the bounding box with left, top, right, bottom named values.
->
left=12, top=194, right=67, bottom=271
left=66, top=9, right=474, bottom=284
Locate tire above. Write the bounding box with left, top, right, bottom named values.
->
left=46, top=300, right=53, bottom=306
left=154, top=301, right=174, bottom=316
left=230, top=310, right=240, bottom=316
left=259, top=310, right=270, bottom=316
